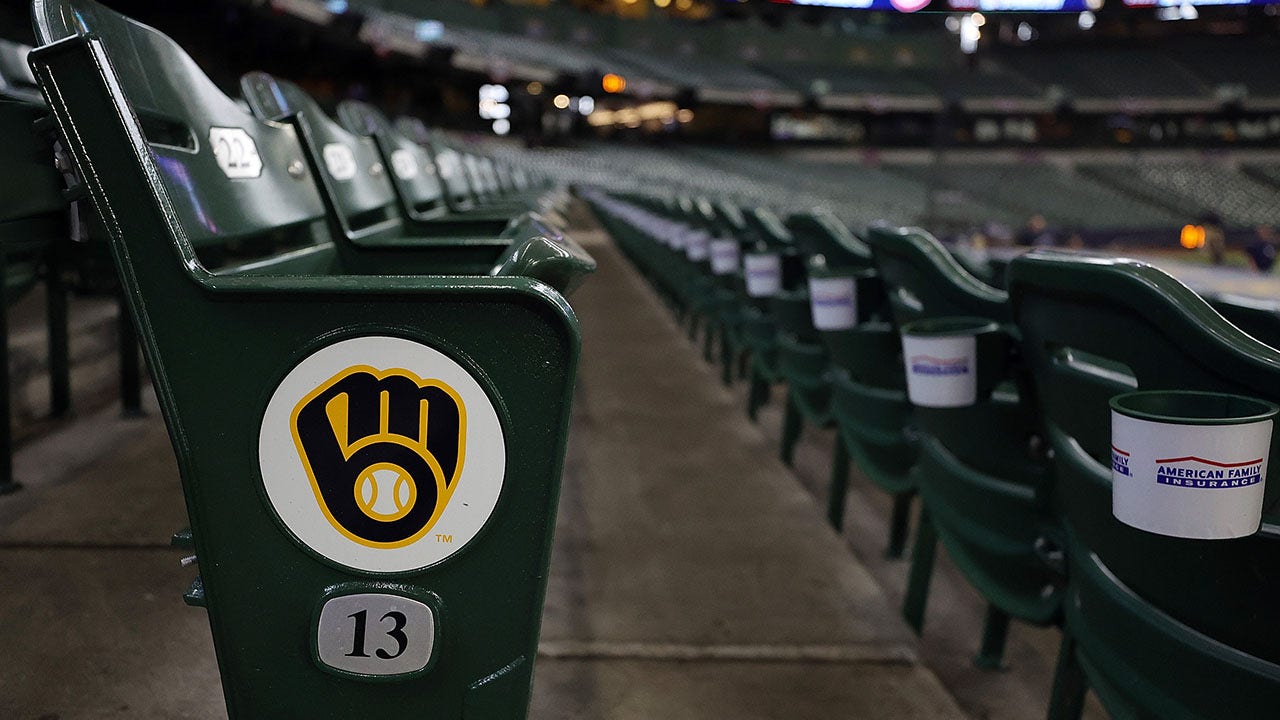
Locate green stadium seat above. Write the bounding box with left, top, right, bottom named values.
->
left=0, top=97, right=67, bottom=494
left=237, top=71, right=543, bottom=273
left=822, top=321, right=916, bottom=557
left=785, top=209, right=876, bottom=270
left=1207, top=293, right=1280, bottom=349
left=31, top=0, right=593, bottom=716
left=334, top=99, right=512, bottom=236
left=1008, top=251, right=1280, bottom=720
left=865, top=226, right=1059, bottom=670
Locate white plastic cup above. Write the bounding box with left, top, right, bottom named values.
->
left=743, top=253, right=782, bottom=298
left=1110, top=390, right=1276, bottom=540
left=807, top=275, right=857, bottom=331
left=900, top=318, right=996, bottom=408
left=685, top=231, right=710, bottom=262
left=669, top=226, right=688, bottom=250
left=710, top=239, right=740, bottom=276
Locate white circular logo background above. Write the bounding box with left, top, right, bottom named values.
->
left=258, top=336, right=506, bottom=573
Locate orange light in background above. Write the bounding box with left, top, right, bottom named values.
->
left=602, top=73, right=627, bottom=94
left=1180, top=224, right=1206, bottom=249
left=654, top=0, right=672, bottom=6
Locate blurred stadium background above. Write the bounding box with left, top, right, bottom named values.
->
left=4, top=0, right=1277, bottom=263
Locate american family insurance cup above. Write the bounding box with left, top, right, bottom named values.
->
left=1110, top=390, right=1277, bottom=540
left=807, top=265, right=876, bottom=331
left=743, top=252, right=782, bottom=298
left=900, top=317, right=1001, bottom=408
left=685, top=229, right=710, bottom=262
left=710, top=237, right=740, bottom=276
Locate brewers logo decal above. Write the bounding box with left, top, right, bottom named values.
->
left=259, top=336, right=505, bottom=572
left=291, top=367, right=465, bottom=548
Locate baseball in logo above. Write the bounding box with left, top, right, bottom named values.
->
left=260, top=336, right=505, bottom=573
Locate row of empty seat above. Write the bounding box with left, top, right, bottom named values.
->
left=487, top=141, right=1280, bottom=237
left=588, top=180, right=1280, bottom=719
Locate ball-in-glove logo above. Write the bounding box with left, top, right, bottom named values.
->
left=260, top=336, right=505, bottom=572
left=291, top=366, right=465, bottom=548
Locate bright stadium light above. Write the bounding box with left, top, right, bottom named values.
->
left=479, top=84, right=509, bottom=103
left=553, top=94, right=571, bottom=110
left=579, top=96, right=596, bottom=115
left=1078, top=10, right=1095, bottom=29
left=479, top=85, right=510, bottom=122
left=1017, top=22, right=1034, bottom=41
left=602, top=73, right=627, bottom=94
left=414, top=20, right=444, bottom=42
left=960, top=14, right=982, bottom=54
left=492, top=119, right=511, bottom=136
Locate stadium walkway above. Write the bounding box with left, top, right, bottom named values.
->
left=0, top=211, right=965, bottom=719
left=529, top=225, right=962, bottom=718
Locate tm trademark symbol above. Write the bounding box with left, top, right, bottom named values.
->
left=435, top=534, right=453, bottom=543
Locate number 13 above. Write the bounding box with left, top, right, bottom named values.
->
left=346, top=609, right=408, bottom=660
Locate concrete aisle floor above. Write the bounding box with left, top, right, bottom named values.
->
left=528, top=228, right=964, bottom=719
left=0, top=215, right=964, bottom=719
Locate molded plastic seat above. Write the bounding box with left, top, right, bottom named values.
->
left=237, top=72, right=529, bottom=273
left=822, top=322, right=917, bottom=557
left=0, top=97, right=69, bottom=493
left=1208, top=293, right=1280, bottom=349
left=31, top=3, right=593, bottom=717
left=784, top=209, right=875, bottom=270
left=865, top=226, right=1057, bottom=667
left=1008, top=251, right=1280, bottom=719
left=771, top=290, right=831, bottom=465
left=334, top=100, right=511, bottom=237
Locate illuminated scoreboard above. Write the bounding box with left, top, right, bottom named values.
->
left=947, top=0, right=1096, bottom=8
left=767, top=0, right=930, bottom=10
left=768, top=0, right=1095, bottom=9
left=770, top=0, right=1280, bottom=8
left=1122, top=0, right=1280, bottom=5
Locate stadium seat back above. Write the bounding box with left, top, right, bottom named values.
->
left=771, top=289, right=819, bottom=343
left=865, top=226, right=1011, bottom=325
left=0, top=38, right=42, bottom=102
left=1208, top=293, right=1280, bottom=349
left=335, top=99, right=448, bottom=221
left=394, top=116, right=475, bottom=212
left=33, top=0, right=328, bottom=250
left=784, top=209, right=874, bottom=269
left=0, top=99, right=65, bottom=298
left=240, top=71, right=403, bottom=243
left=1008, top=251, right=1280, bottom=715
left=462, top=152, right=491, bottom=200
left=864, top=226, right=1059, bottom=627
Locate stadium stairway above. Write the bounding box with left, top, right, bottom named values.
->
left=0, top=201, right=966, bottom=719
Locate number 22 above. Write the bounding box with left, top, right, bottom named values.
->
left=345, top=609, right=408, bottom=660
